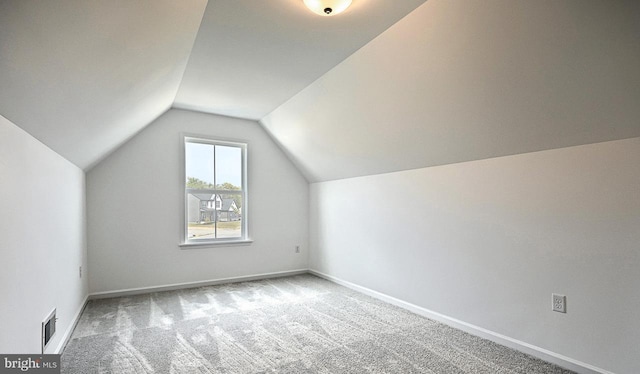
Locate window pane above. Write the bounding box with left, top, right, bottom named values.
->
left=186, top=142, right=214, bottom=189
left=187, top=192, right=242, bottom=240
left=215, top=145, right=242, bottom=189
left=184, top=138, right=246, bottom=243
left=216, top=193, right=242, bottom=238
left=187, top=192, right=216, bottom=239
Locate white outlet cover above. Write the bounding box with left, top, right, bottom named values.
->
left=552, top=293, right=566, bottom=313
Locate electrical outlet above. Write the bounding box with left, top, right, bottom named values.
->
left=79, top=266, right=82, bottom=278
left=295, top=245, right=300, bottom=253
left=552, top=293, right=566, bottom=313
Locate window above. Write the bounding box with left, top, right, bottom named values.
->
left=183, top=136, right=248, bottom=245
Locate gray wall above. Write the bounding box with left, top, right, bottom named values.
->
left=87, top=109, right=309, bottom=293
left=0, top=115, right=87, bottom=353
left=310, top=138, right=640, bottom=374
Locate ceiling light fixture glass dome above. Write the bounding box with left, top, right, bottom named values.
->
left=303, top=0, right=352, bottom=16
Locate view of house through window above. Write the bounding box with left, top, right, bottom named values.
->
left=185, top=137, right=246, bottom=242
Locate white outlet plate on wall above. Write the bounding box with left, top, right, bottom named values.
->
left=552, top=294, right=566, bottom=313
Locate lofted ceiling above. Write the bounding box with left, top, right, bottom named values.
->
left=262, top=0, right=640, bottom=182
left=1, top=0, right=639, bottom=180
left=0, top=0, right=425, bottom=170
left=0, top=0, right=208, bottom=169
left=174, top=0, right=427, bottom=119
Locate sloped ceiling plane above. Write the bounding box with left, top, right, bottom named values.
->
left=1, top=0, right=639, bottom=181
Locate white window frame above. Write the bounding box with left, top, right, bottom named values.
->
left=180, top=135, right=250, bottom=248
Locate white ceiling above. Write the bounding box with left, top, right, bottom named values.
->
left=1, top=0, right=639, bottom=179
left=0, top=0, right=208, bottom=169
left=0, top=0, right=425, bottom=169
left=262, top=0, right=640, bottom=182
left=174, top=0, right=426, bottom=120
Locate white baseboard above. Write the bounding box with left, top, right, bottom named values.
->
left=309, top=269, right=614, bottom=374
left=69, top=269, right=614, bottom=374
left=55, top=293, right=89, bottom=354
left=88, top=269, right=309, bottom=300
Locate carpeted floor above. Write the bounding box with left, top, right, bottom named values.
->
left=62, top=274, right=574, bottom=373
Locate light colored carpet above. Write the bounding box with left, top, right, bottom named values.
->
left=62, top=274, right=574, bottom=373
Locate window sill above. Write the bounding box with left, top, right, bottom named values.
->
left=179, top=239, right=253, bottom=249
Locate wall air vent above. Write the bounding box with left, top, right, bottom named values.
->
left=42, top=309, right=57, bottom=353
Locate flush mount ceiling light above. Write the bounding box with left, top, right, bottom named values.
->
left=303, top=0, right=352, bottom=16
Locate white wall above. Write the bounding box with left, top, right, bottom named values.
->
left=87, top=109, right=308, bottom=293
left=0, top=115, right=87, bottom=354
left=310, top=138, right=640, bottom=374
